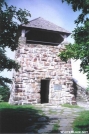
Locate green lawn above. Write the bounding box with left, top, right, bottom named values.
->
left=73, top=110, right=89, bottom=132
left=0, top=102, right=47, bottom=133
left=61, top=103, right=89, bottom=132
left=0, top=102, right=89, bottom=133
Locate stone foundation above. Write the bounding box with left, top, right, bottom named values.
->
left=9, top=37, right=76, bottom=105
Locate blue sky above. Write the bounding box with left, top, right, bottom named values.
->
left=1, top=0, right=88, bottom=87
left=6, top=0, right=78, bottom=31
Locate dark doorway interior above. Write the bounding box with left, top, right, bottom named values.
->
left=40, top=79, right=50, bottom=103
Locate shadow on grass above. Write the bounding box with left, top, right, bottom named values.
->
left=0, top=104, right=49, bottom=133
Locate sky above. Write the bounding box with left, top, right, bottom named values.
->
left=1, top=0, right=88, bottom=88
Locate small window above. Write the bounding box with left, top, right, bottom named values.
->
left=54, top=84, right=62, bottom=90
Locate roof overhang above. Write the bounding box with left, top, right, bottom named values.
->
left=19, top=26, right=70, bottom=46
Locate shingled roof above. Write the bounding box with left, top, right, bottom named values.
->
left=21, top=17, right=70, bottom=34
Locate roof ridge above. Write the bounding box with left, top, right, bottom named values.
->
left=29, top=17, right=69, bottom=32
left=41, top=18, right=63, bottom=29
left=21, top=17, right=71, bottom=34
left=29, top=17, right=41, bottom=23
left=20, top=17, right=41, bottom=26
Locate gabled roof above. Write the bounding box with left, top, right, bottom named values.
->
left=21, top=17, right=70, bottom=34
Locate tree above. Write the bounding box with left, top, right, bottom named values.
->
left=0, top=0, right=31, bottom=87
left=59, top=0, right=89, bottom=78
left=0, top=86, right=10, bottom=102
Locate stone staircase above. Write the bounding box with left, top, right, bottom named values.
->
left=73, top=81, right=89, bottom=107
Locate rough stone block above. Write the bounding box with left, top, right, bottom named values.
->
left=9, top=41, right=74, bottom=105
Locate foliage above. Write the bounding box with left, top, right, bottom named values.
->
left=0, top=86, right=10, bottom=102
left=0, top=0, right=31, bottom=87
left=59, top=0, right=89, bottom=78
left=0, top=95, right=3, bottom=102
left=62, top=0, right=89, bottom=24
left=86, top=80, right=89, bottom=97
left=73, top=110, right=89, bottom=132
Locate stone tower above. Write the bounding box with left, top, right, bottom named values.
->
left=9, top=17, right=76, bottom=105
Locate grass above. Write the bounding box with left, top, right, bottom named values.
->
left=73, top=110, right=89, bottom=132
left=0, top=102, right=48, bottom=133
left=48, top=109, right=57, bottom=114
left=51, top=122, right=60, bottom=133
left=53, top=123, right=59, bottom=131
left=61, top=103, right=82, bottom=108
left=60, top=109, right=64, bottom=114
left=2, top=102, right=89, bottom=133
left=61, top=104, right=89, bottom=133
left=0, top=102, right=35, bottom=109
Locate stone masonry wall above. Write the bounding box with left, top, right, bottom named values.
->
left=9, top=37, right=76, bottom=105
